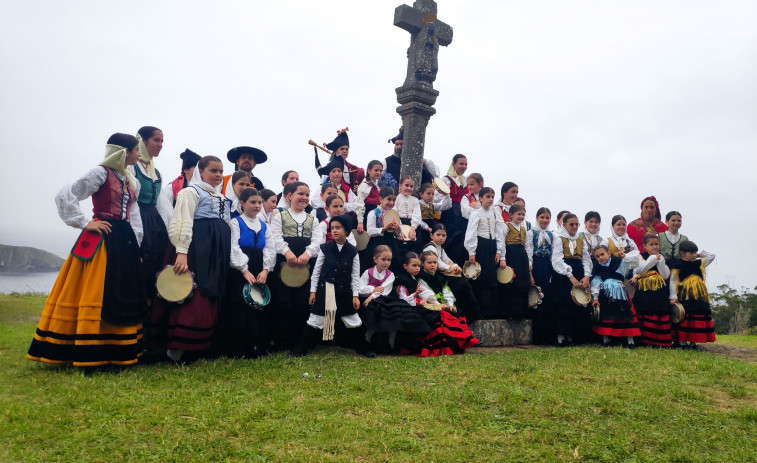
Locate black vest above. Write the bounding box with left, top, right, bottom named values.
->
left=319, top=240, right=358, bottom=296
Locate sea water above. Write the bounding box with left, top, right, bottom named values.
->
left=0, top=273, right=58, bottom=294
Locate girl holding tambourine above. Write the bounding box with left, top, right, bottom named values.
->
left=150, top=155, right=231, bottom=363
left=270, top=181, right=321, bottom=351
left=217, top=187, right=276, bottom=358
left=549, top=214, right=592, bottom=347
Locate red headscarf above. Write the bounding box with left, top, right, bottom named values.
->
left=640, top=195, right=661, bottom=221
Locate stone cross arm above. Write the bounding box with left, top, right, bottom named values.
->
left=394, top=4, right=452, bottom=46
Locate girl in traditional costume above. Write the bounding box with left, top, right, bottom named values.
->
left=627, top=196, right=668, bottom=250
left=355, top=160, right=383, bottom=232
left=418, top=182, right=451, bottom=242
left=460, top=173, right=483, bottom=220
left=499, top=204, right=532, bottom=319
left=394, top=175, right=423, bottom=256
left=439, top=154, right=469, bottom=264
left=602, top=215, right=640, bottom=264
left=28, top=133, right=146, bottom=369
left=217, top=188, right=275, bottom=358
left=400, top=251, right=479, bottom=356
left=670, top=241, right=716, bottom=348
left=495, top=181, right=518, bottom=223
left=313, top=194, right=357, bottom=247
left=150, top=156, right=231, bottom=362
left=132, top=127, right=172, bottom=308
left=310, top=182, right=339, bottom=222
left=365, top=187, right=402, bottom=272
left=270, top=182, right=321, bottom=350
left=659, top=211, right=688, bottom=268
left=527, top=207, right=554, bottom=344
left=227, top=171, right=252, bottom=219
left=631, top=234, right=673, bottom=347
left=259, top=189, right=278, bottom=225
left=590, top=245, right=641, bottom=348
left=464, top=187, right=506, bottom=319
left=578, top=211, right=603, bottom=256
left=550, top=214, right=592, bottom=346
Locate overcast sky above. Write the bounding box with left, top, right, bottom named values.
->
left=1, top=0, right=755, bottom=291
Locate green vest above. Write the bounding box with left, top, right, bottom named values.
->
left=281, top=210, right=314, bottom=238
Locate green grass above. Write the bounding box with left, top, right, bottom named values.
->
left=716, top=335, right=757, bottom=349
left=1, top=294, right=756, bottom=462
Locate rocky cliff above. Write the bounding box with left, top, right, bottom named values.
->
left=0, top=244, right=64, bottom=273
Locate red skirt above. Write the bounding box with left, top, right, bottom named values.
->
left=401, top=311, right=479, bottom=357
left=677, top=313, right=716, bottom=343
left=637, top=314, right=673, bottom=347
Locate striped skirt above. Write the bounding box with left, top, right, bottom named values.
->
left=401, top=310, right=479, bottom=356
left=637, top=314, right=673, bottom=347
left=677, top=313, right=716, bottom=343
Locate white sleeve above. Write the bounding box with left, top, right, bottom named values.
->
left=669, top=269, right=679, bottom=300
left=397, top=285, right=417, bottom=306
left=634, top=255, right=658, bottom=276
left=263, top=223, right=276, bottom=271
left=525, top=230, right=534, bottom=266
left=354, top=183, right=369, bottom=223
left=367, top=209, right=383, bottom=237
left=347, top=230, right=357, bottom=246
left=582, top=242, right=593, bottom=276
left=433, top=192, right=452, bottom=212
left=700, top=250, right=716, bottom=267
left=314, top=221, right=327, bottom=248
left=382, top=273, right=395, bottom=296
left=351, top=254, right=361, bottom=297
left=495, top=212, right=506, bottom=259
left=155, top=174, right=174, bottom=230
left=55, top=167, right=108, bottom=229
left=271, top=213, right=290, bottom=256
left=128, top=182, right=143, bottom=247
left=464, top=212, right=479, bottom=254
left=359, top=270, right=376, bottom=296
left=590, top=275, right=601, bottom=298
left=443, top=284, right=455, bottom=306
left=229, top=218, right=249, bottom=273
left=657, top=257, right=671, bottom=280
left=304, top=217, right=321, bottom=259
left=551, top=239, right=572, bottom=276
left=309, top=249, right=325, bottom=293
left=418, top=280, right=437, bottom=303
left=460, top=195, right=472, bottom=219
left=424, top=158, right=440, bottom=177
left=410, top=198, right=426, bottom=230
left=344, top=188, right=357, bottom=213
left=168, top=187, right=200, bottom=254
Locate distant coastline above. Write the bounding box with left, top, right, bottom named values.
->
left=0, top=244, right=64, bottom=274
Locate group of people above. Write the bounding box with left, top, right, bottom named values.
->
left=26, top=126, right=717, bottom=371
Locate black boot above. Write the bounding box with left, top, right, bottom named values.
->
left=288, top=325, right=321, bottom=358
left=351, top=327, right=376, bottom=358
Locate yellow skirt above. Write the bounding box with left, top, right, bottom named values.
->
left=27, top=242, right=143, bottom=367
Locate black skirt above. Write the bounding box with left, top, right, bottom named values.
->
left=138, top=203, right=169, bottom=297
left=101, top=220, right=147, bottom=326
left=361, top=295, right=431, bottom=334
left=189, top=218, right=231, bottom=298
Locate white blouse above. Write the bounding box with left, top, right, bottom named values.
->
left=501, top=222, right=532, bottom=260
left=168, top=183, right=229, bottom=254
left=366, top=206, right=386, bottom=237
left=313, top=217, right=357, bottom=247
left=418, top=277, right=455, bottom=306
left=309, top=242, right=361, bottom=296
left=229, top=215, right=276, bottom=273
left=394, top=194, right=422, bottom=229
left=422, top=242, right=456, bottom=272
left=130, top=163, right=174, bottom=230
left=358, top=267, right=395, bottom=302
left=601, top=233, right=641, bottom=267
left=464, top=207, right=505, bottom=258
left=632, top=254, right=671, bottom=280
left=354, top=180, right=378, bottom=224
left=56, top=166, right=144, bottom=245
left=461, top=193, right=481, bottom=219
left=550, top=234, right=593, bottom=277
left=270, top=208, right=321, bottom=258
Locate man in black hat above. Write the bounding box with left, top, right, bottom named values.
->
left=381, top=127, right=437, bottom=190
left=222, top=146, right=267, bottom=201
left=315, top=129, right=365, bottom=194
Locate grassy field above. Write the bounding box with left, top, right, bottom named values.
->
left=1, top=294, right=756, bottom=462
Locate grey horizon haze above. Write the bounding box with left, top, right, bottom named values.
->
left=0, top=0, right=755, bottom=291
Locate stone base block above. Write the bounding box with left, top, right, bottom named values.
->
left=469, top=319, right=532, bottom=346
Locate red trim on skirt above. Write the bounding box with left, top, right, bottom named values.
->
left=677, top=313, right=716, bottom=343
left=638, top=314, right=673, bottom=346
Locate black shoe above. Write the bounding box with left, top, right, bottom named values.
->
left=624, top=343, right=636, bottom=350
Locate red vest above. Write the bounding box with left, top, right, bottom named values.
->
left=170, top=175, right=185, bottom=203
left=446, top=176, right=468, bottom=203
left=92, top=168, right=135, bottom=221
left=364, top=181, right=380, bottom=206
left=324, top=219, right=333, bottom=242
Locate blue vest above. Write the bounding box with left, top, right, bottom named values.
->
left=192, top=186, right=229, bottom=220
left=236, top=216, right=266, bottom=249
left=532, top=230, right=553, bottom=258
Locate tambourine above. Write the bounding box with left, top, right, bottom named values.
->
left=571, top=287, right=591, bottom=307
left=242, top=283, right=271, bottom=310
left=497, top=266, right=515, bottom=284
left=527, top=286, right=543, bottom=308
left=591, top=304, right=601, bottom=323
left=280, top=262, right=310, bottom=288
left=381, top=209, right=400, bottom=228
left=155, top=266, right=196, bottom=304
left=352, top=230, right=370, bottom=251
left=670, top=302, right=686, bottom=324
left=421, top=302, right=445, bottom=311
left=442, top=267, right=462, bottom=278
left=432, top=177, right=450, bottom=195
left=462, top=261, right=481, bottom=280
left=399, top=224, right=413, bottom=241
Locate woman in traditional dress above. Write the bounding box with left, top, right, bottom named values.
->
left=27, top=133, right=146, bottom=369
left=627, top=196, right=668, bottom=250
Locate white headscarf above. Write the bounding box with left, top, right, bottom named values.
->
left=556, top=226, right=579, bottom=255
left=136, top=134, right=157, bottom=180
left=99, top=144, right=137, bottom=191
left=531, top=222, right=552, bottom=247
left=446, top=163, right=466, bottom=187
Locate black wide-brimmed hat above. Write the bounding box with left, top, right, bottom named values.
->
left=227, top=146, right=268, bottom=164
left=325, top=131, right=350, bottom=153
left=330, top=213, right=354, bottom=235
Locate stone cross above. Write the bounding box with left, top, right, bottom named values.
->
left=394, top=0, right=453, bottom=190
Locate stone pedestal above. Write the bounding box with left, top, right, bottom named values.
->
left=469, top=319, right=533, bottom=346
